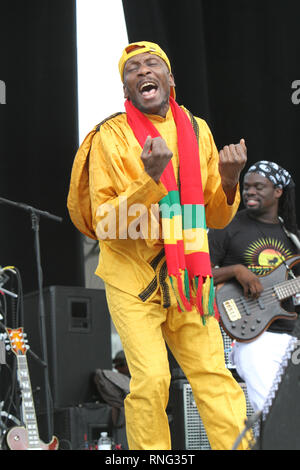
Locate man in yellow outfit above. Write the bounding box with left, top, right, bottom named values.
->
left=68, top=41, right=250, bottom=450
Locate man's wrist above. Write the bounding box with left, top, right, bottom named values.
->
left=222, top=183, right=238, bottom=205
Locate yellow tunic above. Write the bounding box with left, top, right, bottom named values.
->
left=68, top=106, right=240, bottom=297
left=67, top=107, right=249, bottom=451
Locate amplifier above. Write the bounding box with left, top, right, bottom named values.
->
left=220, top=325, right=235, bottom=369
left=168, top=380, right=254, bottom=450
left=37, top=402, right=128, bottom=450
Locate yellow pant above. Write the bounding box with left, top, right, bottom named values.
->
left=105, top=283, right=249, bottom=450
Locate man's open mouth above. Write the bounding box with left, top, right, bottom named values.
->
left=139, top=82, right=158, bottom=98
left=245, top=198, right=260, bottom=208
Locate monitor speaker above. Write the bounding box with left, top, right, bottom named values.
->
left=23, top=286, right=112, bottom=413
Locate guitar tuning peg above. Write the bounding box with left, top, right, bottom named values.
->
left=23, top=333, right=27, bottom=338
left=5, top=345, right=11, bottom=351
left=25, top=345, right=30, bottom=350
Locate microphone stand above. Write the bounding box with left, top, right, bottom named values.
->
left=0, top=196, right=62, bottom=443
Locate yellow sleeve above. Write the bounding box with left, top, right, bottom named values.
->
left=89, top=123, right=167, bottom=240
left=196, top=118, right=241, bottom=229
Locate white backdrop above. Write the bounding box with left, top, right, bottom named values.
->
left=76, top=0, right=128, bottom=143
left=76, top=0, right=129, bottom=358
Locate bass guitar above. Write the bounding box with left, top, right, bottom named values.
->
left=216, top=255, right=300, bottom=343
left=5, top=327, right=59, bottom=450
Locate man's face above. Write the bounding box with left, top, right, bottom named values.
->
left=242, top=172, right=282, bottom=216
left=123, top=52, right=175, bottom=117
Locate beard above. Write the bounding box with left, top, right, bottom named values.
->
left=129, top=95, right=169, bottom=117
left=244, top=200, right=263, bottom=217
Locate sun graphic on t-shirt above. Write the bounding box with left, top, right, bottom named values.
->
left=244, top=238, right=292, bottom=275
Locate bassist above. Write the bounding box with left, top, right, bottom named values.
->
left=208, top=160, right=300, bottom=412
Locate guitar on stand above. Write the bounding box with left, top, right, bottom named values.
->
left=216, top=255, right=300, bottom=342
left=4, top=327, right=58, bottom=450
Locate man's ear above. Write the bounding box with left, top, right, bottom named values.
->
left=123, top=84, right=129, bottom=99
left=275, top=187, right=283, bottom=200
left=169, top=72, right=175, bottom=88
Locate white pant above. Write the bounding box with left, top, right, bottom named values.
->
left=231, top=331, right=295, bottom=412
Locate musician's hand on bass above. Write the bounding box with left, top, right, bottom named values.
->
left=234, top=264, right=263, bottom=299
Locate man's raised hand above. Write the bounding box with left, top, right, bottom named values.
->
left=219, top=139, right=247, bottom=192
left=141, top=136, right=173, bottom=183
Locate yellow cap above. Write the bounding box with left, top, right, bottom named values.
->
left=118, top=41, right=175, bottom=98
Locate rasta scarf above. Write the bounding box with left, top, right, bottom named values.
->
left=125, top=97, right=218, bottom=323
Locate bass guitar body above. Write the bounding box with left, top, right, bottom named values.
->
left=216, top=255, right=300, bottom=342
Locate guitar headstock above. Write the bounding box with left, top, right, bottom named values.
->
left=5, top=327, right=29, bottom=356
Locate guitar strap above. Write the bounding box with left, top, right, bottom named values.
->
left=278, top=217, right=300, bottom=252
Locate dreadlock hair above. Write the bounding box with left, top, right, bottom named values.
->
left=278, top=181, right=299, bottom=235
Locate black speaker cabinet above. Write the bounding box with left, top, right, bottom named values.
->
left=23, top=286, right=112, bottom=412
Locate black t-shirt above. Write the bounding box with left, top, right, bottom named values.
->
left=208, top=209, right=300, bottom=333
